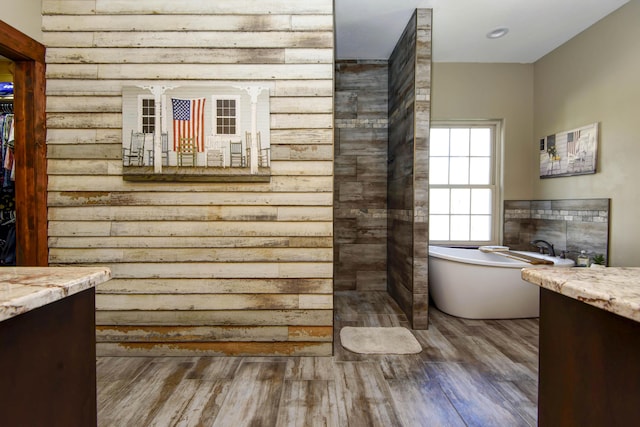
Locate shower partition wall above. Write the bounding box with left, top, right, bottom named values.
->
left=387, top=9, right=432, bottom=329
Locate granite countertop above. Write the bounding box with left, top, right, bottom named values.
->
left=521, top=267, right=640, bottom=322
left=0, top=266, right=111, bottom=322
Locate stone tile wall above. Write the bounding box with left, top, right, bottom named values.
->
left=504, top=199, right=610, bottom=265
left=334, top=10, right=432, bottom=330
left=334, top=60, right=389, bottom=291
left=387, top=9, right=432, bottom=329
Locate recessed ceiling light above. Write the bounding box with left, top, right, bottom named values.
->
left=487, top=27, right=509, bottom=39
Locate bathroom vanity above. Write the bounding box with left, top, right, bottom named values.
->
left=522, top=267, right=640, bottom=426
left=0, top=267, right=111, bottom=427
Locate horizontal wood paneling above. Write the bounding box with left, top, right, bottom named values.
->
left=271, top=129, right=333, bottom=144
left=96, top=310, right=333, bottom=326
left=44, top=0, right=334, bottom=356
left=47, top=96, right=122, bottom=112
left=48, top=191, right=333, bottom=204
left=50, top=236, right=333, bottom=249
left=46, top=63, right=333, bottom=80
left=45, top=79, right=335, bottom=96
left=270, top=97, right=333, bottom=113
left=47, top=47, right=288, bottom=65
left=44, top=32, right=333, bottom=50
left=48, top=205, right=333, bottom=221
left=95, top=263, right=333, bottom=279
left=95, top=342, right=333, bottom=357
left=49, top=221, right=332, bottom=237
left=99, top=1, right=332, bottom=15
left=46, top=176, right=334, bottom=193
left=95, top=325, right=332, bottom=342
left=46, top=129, right=121, bottom=144
left=50, top=247, right=333, bottom=263
left=96, top=294, right=332, bottom=311
left=97, top=278, right=333, bottom=294
left=42, top=14, right=332, bottom=32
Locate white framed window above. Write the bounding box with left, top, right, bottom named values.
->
left=137, top=95, right=156, bottom=134
left=429, top=121, right=502, bottom=245
left=213, top=96, right=240, bottom=136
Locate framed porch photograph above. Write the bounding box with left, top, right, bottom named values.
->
left=539, top=122, right=598, bottom=178
left=121, top=84, right=271, bottom=182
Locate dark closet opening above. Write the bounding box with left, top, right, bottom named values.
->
left=0, top=20, right=48, bottom=266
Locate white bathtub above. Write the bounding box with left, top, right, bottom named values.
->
left=428, top=246, right=574, bottom=319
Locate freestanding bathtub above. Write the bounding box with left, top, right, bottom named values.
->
left=428, top=246, right=574, bottom=319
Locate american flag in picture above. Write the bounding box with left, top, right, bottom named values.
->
left=171, top=98, right=206, bottom=151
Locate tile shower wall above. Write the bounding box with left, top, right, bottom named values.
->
left=387, top=9, right=432, bottom=329
left=504, top=199, right=610, bottom=265
left=334, top=60, right=389, bottom=291
left=334, top=10, right=432, bottom=330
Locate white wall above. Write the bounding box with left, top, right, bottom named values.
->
left=533, top=0, right=640, bottom=266
left=0, top=0, right=42, bottom=42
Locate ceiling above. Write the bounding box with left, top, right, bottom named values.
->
left=335, top=0, right=629, bottom=62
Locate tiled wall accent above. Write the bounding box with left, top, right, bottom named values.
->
left=504, top=199, right=610, bottom=265
left=334, top=60, right=389, bottom=291
left=387, top=9, right=432, bottom=329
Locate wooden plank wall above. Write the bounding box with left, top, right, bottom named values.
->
left=387, top=10, right=432, bottom=329
left=334, top=61, right=388, bottom=291
left=42, top=0, right=334, bottom=356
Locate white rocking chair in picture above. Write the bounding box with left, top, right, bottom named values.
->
left=245, top=131, right=270, bottom=168
left=123, top=130, right=146, bottom=166
left=204, top=135, right=226, bottom=167
left=230, top=141, right=246, bottom=167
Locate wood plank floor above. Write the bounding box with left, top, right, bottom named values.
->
left=97, top=291, right=539, bottom=426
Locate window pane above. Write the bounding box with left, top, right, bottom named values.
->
left=451, top=189, right=470, bottom=214
left=428, top=122, right=498, bottom=244
left=450, top=215, right=470, bottom=240
left=430, top=128, right=450, bottom=156
left=469, top=157, right=490, bottom=184
left=216, top=99, right=237, bottom=135
left=429, top=215, right=449, bottom=240
left=471, top=189, right=492, bottom=214
left=429, top=158, right=449, bottom=184
left=470, top=128, right=491, bottom=156
left=141, top=98, right=156, bottom=134
left=430, top=189, right=450, bottom=214
left=450, top=128, right=469, bottom=156
left=470, top=215, right=491, bottom=241
left=449, top=157, right=469, bottom=184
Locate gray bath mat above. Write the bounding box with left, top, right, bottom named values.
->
left=340, top=326, right=422, bottom=354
